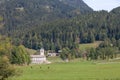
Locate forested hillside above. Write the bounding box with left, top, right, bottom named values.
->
left=1, top=9, right=119, bottom=51
left=0, top=0, right=119, bottom=52
left=60, top=0, right=92, bottom=13
left=0, top=0, right=92, bottom=32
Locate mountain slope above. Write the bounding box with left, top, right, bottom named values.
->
left=0, top=0, right=93, bottom=32
left=0, top=1, right=119, bottom=51
left=111, top=7, right=120, bottom=14
left=61, top=0, right=93, bottom=13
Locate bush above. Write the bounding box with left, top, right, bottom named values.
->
left=0, top=56, right=16, bottom=80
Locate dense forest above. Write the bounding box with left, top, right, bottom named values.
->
left=1, top=9, right=120, bottom=51
left=0, top=0, right=93, bottom=49
left=0, top=0, right=92, bottom=31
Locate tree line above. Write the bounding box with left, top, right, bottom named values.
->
left=60, top=39, right=120, bottom=61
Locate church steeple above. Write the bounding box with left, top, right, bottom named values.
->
left=40, top=48, right=45, bottom=56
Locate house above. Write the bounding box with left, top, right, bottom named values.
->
left=15, top=7, right=24, bottom=11
left=30, top=48, right=50, bottom=64
left=48, top=53, right=57, bottom=57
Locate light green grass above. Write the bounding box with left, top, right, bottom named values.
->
left=47, top=56, right=63, bottom=63
left=79, top=41, right=102, bottom=51
left=26, top=48, right=37, bottom=55
left=0, top=16, right=4, bottom=28
left=0, top=16, right=3, bottom=21
left=9, top=61, right=120, bottom=80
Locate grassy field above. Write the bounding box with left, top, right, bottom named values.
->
left=0, top=16, right=3, bottom=21
left=26, top=48, right=37, bottom=54
left=10, top=41, right=119, bottom=80
left=9, top=61, right=120, bottom=80
left=79, top=41, right=102, bottom=51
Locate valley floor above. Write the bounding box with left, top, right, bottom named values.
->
left=9, top=60, right=120, bottom=80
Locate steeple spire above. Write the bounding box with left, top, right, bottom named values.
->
left=40, top=48, right=44, bottom=56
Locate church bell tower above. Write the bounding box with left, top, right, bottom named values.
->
left=40, top=48, right=45, bottom=56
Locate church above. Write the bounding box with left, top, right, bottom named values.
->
left=30, top=48, right=47, bottom=64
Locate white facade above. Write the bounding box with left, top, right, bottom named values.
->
left=30, top=55, right=46, bottom=64
left=30, top=48, right=46, bottom=64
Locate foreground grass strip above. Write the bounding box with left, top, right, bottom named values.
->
left=9, top=62, right=120, bottom=80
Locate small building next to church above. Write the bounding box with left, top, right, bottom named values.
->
left=30, top=48, right=50, bottom=64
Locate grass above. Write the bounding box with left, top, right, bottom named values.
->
left=9, top=41, right=120, bottom=80
left=79, top=41, right=102, bottom=51
left=26, top=48, right=37, bottom=55
left=0, top=16, right=3, bottom=21
left=0, top=16, right=4, bottom=28
left=47, top=56, right=64, bottom=63
left=9, top=61, right=120, bottom=80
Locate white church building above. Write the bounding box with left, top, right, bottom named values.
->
left=30, top=48, right=50, bottom=64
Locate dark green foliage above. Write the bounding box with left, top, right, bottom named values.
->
left=0, top=0, right=93, bottom=51
left=0, top=0, right=92, bottom=32
left=82, top=37, right=119, bottom=60
left=99, top=39, right=111, bottom=48
left=85, top=47, right=119, bottom=60
left=88, top=48, right=98, bottom=60
left=60, top=47, right=71, bottom=60
left=1, top=9, right=120, bottom=51
left=87, top=39, right=120, bottom=60
left=116, top=39, right=120, bottom=50
left=10, top=45, right=31, bottom=65
left=60, top=47, right=79, bottom=61
left=60, top=0, right=93, bottom=13
left=0, top=36, right=30, bottom=65
left=0, top=36, right=13, bottom=57
left=15, top=10, right=119, bottom=51
left=97, top=47, right=119, bottom=60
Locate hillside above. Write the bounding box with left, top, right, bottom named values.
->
left=0, top=0, right=120, bottom=51
left=0, top=0, right=92, bottom=31
left=8, top=9, right=119, bottom=51
left=0, top=8, right=120, bottom=51
left=61, top=0, right=93, bottom=13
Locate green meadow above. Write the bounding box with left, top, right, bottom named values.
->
left=9, top=61, right=120, bottom=80
left=79, top=41, right=102, bottom=51
left=0, top=16, right=3, bottom=21
left=9, top=42, right=120, bottom=80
